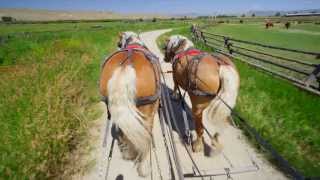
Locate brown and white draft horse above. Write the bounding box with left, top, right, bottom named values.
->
left=99, top=32, right=160, bottom=177
left=164, top=35, right=240, bottom=153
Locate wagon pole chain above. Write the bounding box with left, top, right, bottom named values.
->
left=192, top=25, right=320, bottom=180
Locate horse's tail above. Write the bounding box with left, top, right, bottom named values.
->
left=203, top=64, right=239, bottom=136
left=107, top=65, right=151, bottom=161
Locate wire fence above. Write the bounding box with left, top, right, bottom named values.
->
left=192, top=25, right=320, bottom=96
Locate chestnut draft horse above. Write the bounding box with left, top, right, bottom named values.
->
left=99, top=32, right=160, bottom=177
left=164, top=35, right=240, bottom=153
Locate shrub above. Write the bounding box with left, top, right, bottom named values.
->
left=152, top=18, right=157, bottom=22
left=1, top=16, right=15, bottom=22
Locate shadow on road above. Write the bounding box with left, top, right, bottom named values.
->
left=161, top=84, right=213, bottom=156
left=161, top=84, right=195, bottom=136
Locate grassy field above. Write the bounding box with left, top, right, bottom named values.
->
left=157, top=26, right=320, bottom=177
left=206, top=23, right=320, bottom=52
left=0, top=21, right=188, bottom=179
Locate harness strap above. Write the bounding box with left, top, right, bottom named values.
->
left=173, top=49, right=234, bottom=97
left=174, top=48, right=202, bottom=60
left=172, top=48, right=216, bottom=97
left=125, top=43, right=146, bottom=50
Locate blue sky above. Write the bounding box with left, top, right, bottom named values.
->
left=1, top=0, right=320, bottom=14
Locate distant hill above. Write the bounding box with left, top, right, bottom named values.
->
left=0, top=8, right=168, bottom=21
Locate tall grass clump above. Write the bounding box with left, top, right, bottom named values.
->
left=0, top=35, right=103, bottom=179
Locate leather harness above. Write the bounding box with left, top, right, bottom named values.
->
left=101, top=44, right=161, bottom=106
left=172, top=48, right=227, bottom=97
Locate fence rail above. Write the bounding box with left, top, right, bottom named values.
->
left=192, top=25, right=320, bottom=96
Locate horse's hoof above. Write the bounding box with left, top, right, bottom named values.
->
left=192, top=138, right=204, bottom=152
left=212, top=142, right=223, bottom=153
left=137, top=159, right=150, bottom=177
left=121, top=149, right=137, bottom=160
left=118, top=141, right=137, bottom=160
left=211, top=135, right=223, bottom=153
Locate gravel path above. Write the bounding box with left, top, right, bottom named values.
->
left=73, top=29, right=288, bottom=180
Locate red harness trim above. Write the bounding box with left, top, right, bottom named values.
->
left=174, top=49, right=202, bottom=60
left=125, top=44, right=145, bottom=50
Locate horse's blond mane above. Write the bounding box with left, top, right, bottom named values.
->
left=121, top=31, right=144, bottom=48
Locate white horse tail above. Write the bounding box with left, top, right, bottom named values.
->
left=203, top=64, right=240, bottom=136
left=107, top=65, right=151, bottom=175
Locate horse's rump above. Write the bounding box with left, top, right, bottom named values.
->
left=99, top=49, right=159, bottom=103
left=175, top=53, right=234, bottom=96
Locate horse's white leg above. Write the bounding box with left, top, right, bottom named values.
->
left=203, top=65, right=239, bottom=152
left=136, top=150, right=151, bottom=177
left=135, top=101, right=158, bottom=177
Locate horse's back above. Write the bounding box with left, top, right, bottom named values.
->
left=100, top=50, right=157, bottom=99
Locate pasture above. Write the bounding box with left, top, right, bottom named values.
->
left=157, top=23, right=320, bottom=177
left=0, top=20, right=188, bottom=179
left=205, top=23, right=320, bottom=52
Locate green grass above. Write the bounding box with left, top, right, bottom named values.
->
left=157, top=26, right=320, bottom=177
left=0, top=21, right=188, bottom=179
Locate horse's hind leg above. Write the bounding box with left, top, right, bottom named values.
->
left=136, top=100, right=159, bottom=177
left=190, top=95, right=212, bottom=152
left=118, top=134, right=138, bottom=160
left=191, top=106, right=204, bottom=152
